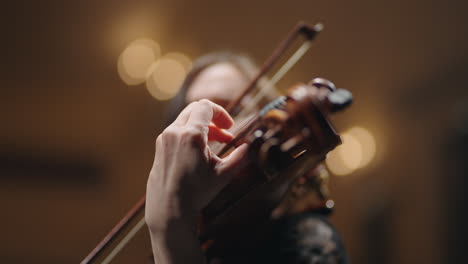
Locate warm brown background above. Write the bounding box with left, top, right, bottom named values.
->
left=1, top=0, right=468, bottom=263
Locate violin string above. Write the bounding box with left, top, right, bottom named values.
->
left=99, top=41, right=312, bottom=262
left=83, top=23, right=322, bottom=264
left=236, top=40, right=312, bottom=118
left=93, top=42, right=312, bottom=263
left=101, top=217, right=146, bottom=264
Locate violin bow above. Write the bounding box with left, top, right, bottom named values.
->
left=81, top=21, right=324, bottom=264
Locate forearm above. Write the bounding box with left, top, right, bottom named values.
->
left=146, top=100, right=244, bottom=264
left=149, top=219, right=207, bottom=264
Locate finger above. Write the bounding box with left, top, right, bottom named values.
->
left=150, top=135, right=162, bottom=172
left=214, top=143, right=249, bottom=180
left=187, top=99, right=234, bottom=129
left=208, top=124, right=233, bottom=143
left=172, top=103, right=193, bottom=126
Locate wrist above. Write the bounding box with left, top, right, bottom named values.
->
left=148, top=214, right=207, bottom=264
left=146, top=192, right=199, bottom=232
left=147, top=209, right=199, bottom=235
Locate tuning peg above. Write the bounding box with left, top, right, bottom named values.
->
left=327, top=88, right=353, bottom=112
left=309, top=78, right=336, bottom=91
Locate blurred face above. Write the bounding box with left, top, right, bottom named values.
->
left=185, top=61, right=323, bottom=219
left=186, top=63, right=250, bottom=108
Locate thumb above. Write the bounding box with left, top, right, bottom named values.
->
left=214, top=143, right=249, bottom=179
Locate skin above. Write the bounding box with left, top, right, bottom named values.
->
left=146, top=63, right=250, bottom=264
left=186, top=63, right=250, bottom=108
left=146, top=63, right=327, bottom=264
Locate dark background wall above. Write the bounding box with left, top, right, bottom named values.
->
left=1, top=0, right=468, bottom=263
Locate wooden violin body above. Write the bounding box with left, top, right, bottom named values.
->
left=81, top=22, right=353, bottom=264
left=200, top=78, right=352, bottom=259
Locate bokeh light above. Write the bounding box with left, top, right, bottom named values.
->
left=326, top=140, right=355, bottom=176
left=339, top=133, right=363, bottom=170
left=326, top=126, right=377, bottom=176
left=146, top=58, right=186, bottom=100
left=348, top=126, right=376, bottom=168
left=117, top=39, right=161, bottom=85
left=162, top=52, right=192, bottom=72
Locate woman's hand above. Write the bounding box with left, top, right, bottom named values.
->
left=145, top=99, right=247, bottom=264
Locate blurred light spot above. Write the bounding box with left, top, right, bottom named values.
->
left=326, top=126, right=377, bottom=176
left=163, top=52, right=192, bottom=72
left=146, top=58, right=186, bottom=100
left=118, top=39, right=161, bottom=85
left=348, top=127, right=376, bottom=168
left=325, top=200, right=335, bottom=209
left=339, top=133, right=363, bottom=170
left=326, top=144, right=354, bottom=176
